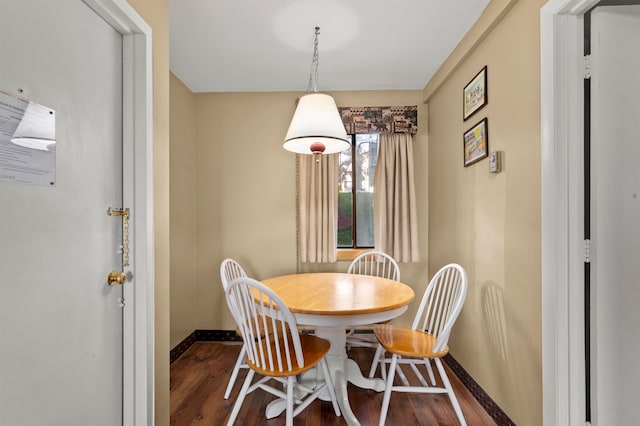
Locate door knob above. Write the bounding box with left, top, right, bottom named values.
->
left=107, top=271, right=127, bottom=286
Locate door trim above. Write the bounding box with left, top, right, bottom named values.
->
left=83, top=1, right=154, bottom=424
left=541, top=1, right=598, bottom=425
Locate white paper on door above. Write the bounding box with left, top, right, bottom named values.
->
left=0, top=89, right=56, bottom=186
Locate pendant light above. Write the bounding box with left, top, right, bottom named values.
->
left=283, top=27, right=350, bottom=156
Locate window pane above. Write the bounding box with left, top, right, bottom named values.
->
left=337, top=142, right=353, bottom=248
left=355, top=134, right=378, bottom=247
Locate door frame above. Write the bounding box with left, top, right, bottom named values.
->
left=83, top=1, right=154, bottom=424
left=541, top=1, right=599, bottom=425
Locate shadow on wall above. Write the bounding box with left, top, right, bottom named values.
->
left=481, top=281, right=509, bottom=361
left=481, top=280, right=542, bottom=425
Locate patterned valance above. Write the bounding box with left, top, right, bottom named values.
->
left=338, top=105, right=418, bottom=135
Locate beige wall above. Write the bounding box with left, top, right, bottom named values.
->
left=169, top=73, right=197, bottom=348
left=425, top=0, right=544, bottom=424
left=188, top=90, right=429, bottom=332
left=125, top=0, right=170, bottom=424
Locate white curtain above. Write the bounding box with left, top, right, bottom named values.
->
left=297, top=154, right=338, bottom=263
left=374, top=133, right=420, bottom=262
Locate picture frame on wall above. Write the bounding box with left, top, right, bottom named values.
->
left=463, top=66, right=487, bottom=120
left=463, top=118, right=488, bottom=167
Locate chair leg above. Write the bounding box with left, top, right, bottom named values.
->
left=381, top=357, right=387, bottom=379
left=226, top=369, right=255, bottom=426
left=346, top=326, right=356, bottom=350
left=395, top=362, right=410, bottom=386
left=320, top=358, right=341, bottom=416
left=379, top=354, right=399, bottom=426
left=286, top=375, right=294, bottom=426
left=224, top=344, right=247, bottom=399
left=369, top=344, right=385, bottom=378
left=409, top=361, right=428, bottom=387
left=424, top=358, right=436, bottom=386
left=434, top=358, right=466, bottom=426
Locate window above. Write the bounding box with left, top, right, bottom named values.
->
left=338, top=133, right=379, bottom=248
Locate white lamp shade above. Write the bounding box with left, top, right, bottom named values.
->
left=283, top=93, right=350, bottom=155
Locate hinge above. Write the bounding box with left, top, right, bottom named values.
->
left=584, top=55, right=591, bottom=79
left=584, top=239, right=591, bottom=263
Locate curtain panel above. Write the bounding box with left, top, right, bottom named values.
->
left=374, top=133, right=420, bottom=262
left=297, top=154, right=339, bottom=263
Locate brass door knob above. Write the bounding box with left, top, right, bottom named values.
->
left=107, top=271, right=127, bottom=286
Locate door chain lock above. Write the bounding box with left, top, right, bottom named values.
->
left=106, top=207, right=130, bottom=286
left=107, top=207, right=129, bottom=266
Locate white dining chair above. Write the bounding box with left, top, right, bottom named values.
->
left=224, top=276, right=341, bottom=426
left=371, top=263, right=468, bottom=426
left=346, top=250, right=400, bottom=348
left=219, top=258, right=249, bottom=399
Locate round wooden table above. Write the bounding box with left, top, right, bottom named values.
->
left=262, top=272, right=415, bottom=426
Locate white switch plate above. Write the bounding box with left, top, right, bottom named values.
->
left=489, top=151, right=502, bottom=173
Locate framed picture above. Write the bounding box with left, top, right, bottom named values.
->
left=463, top=118, right=488, bottom=167
left=463, top=66, right=487, bottom=120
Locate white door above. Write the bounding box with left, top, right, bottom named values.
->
left=590, top=5, right=640, bottom=426
left=0, top=1, right=126, bottom=424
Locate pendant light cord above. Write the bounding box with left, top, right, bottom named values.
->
left=306, top=27, right=320, bottom=93
left=295, top=155, right=301, bottom=273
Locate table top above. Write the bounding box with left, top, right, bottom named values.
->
left=262, top=272, right=414, bottom=316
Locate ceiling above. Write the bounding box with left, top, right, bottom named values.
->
left=169, top=0, right=491, bottom=93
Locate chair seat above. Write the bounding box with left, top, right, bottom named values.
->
left=374, top=324, right=448, bottom=358
left=247, top=333, right=330, bottom=377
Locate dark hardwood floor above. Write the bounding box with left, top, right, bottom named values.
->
left=170, top=341, right=498, bottom=425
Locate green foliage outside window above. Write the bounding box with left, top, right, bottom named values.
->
left=338, top=192, right=353, bottom=247
left=338, top=191, right=374, bottom=248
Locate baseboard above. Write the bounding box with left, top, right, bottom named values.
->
left=170, top=329, right=242, bottom=364
left=169, top=331, right=197, bottom=364
left=170, top=330, right=515, bottom=425
left=195, top=329, right=243, bottom=342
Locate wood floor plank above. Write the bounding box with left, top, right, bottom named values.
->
left=170, top=341, right=498, bottom=425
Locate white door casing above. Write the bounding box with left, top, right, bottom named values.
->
left=0, top=0, right=153, bottom=425
left=541, top=1, right=596, bottom=425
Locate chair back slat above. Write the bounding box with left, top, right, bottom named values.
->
left=225, top=277, right=304, bottom=373
left=230, top=281, right=261, bottom=363
left=413, top=263, right=468, bottom=354
left=220, top=258, right=248, bottom=290
left=347, top=250, right=400, bottom=281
